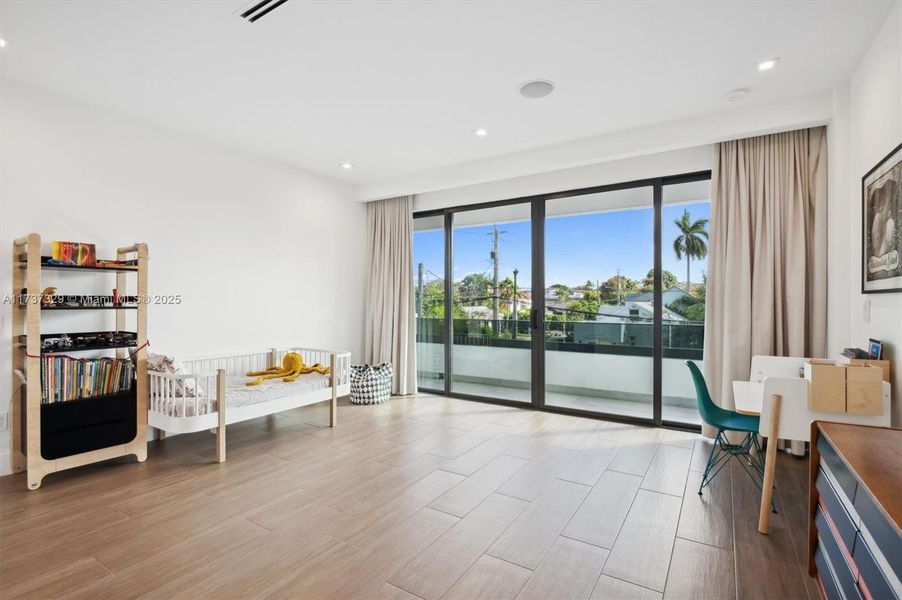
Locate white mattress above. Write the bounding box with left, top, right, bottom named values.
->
left=163, top=372, right=331, bottom=417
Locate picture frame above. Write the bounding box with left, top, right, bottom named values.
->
left=868, top=338, right=883, bottom=360
left=862, top=142, right=902, bottom=293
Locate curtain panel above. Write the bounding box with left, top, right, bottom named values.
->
left=364, top=196, right=417, bottom=395
left=703, top=127, right=828, bottom=426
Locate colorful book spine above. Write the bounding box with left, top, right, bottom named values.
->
left=39, top=356, right=134, bottom=404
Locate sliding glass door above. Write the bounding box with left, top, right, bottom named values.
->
left=413, top=171, right=710, bottom=428
left=450, top=203, right=532, bottom=403
left=543, top=186, right=655, bottom=419
left=661, top=179, right=711, bottom=426
left=413, top=214, right=445, bottom=392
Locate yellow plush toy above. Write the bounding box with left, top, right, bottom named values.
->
left=245, top=352, right=331, bottom=386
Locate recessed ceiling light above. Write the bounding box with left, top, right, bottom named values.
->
left=473, top=128, right=488, bottom=137
left=519, top=79, right=555, bottom=99
left=757, top=58, right=779, bottom=71
left=0, top=39, right=7, bottom=48
left=725, top=88, right=750, bottom=102
left=340, top=162, right=354, bottom=170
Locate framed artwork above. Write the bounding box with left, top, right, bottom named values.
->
left=862, top=141, right=902, bottom=293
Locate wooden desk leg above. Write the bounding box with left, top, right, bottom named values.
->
left=758, top=393, right=782, bottom=534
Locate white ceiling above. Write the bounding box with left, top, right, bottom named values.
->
left=0, top=1, right=893, bottom=189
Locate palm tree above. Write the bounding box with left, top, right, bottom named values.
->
left=673, top=209, right=709, bottom=294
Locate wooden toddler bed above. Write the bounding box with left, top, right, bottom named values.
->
left=147, top=347, right=351, bottom=461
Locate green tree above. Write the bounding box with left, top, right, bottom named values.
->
left=457, top=273, right=492, bottom=306
left=639, top=269, right=678, bottom=293
left=498, top=277, right=515, bottom=301
left=419, top=279, right=446, bottom=318
left=599, top=275, right=637, bottom=305
left=693, top=272, right=707, bottom=301
left=548, top=283, right=571, bottom=303
left=579, top=279, right=600, bottom=303
left=667, top=295, right=704, bottom=318
left=673, top=209, right=709, bottom=294
left=685, top=303, right=705, bottom=322
left=568, top=299, right=599, bottom=321
left=497, top=276, right=527, bottom=317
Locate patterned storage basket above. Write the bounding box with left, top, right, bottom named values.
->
left=349, top=362, right=393, bottom=404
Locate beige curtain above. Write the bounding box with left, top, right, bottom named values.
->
left=364, top=196, right=417, bottom=395
left=703, top=127, right=827, bottom=426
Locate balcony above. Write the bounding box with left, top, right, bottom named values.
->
left=416, top=318, right=703, bottom=424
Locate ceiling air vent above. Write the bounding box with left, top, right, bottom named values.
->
left=240, top=0, right=288, bottom=23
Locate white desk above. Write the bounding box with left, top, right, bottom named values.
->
left=731, top=374, right=892, bottom=535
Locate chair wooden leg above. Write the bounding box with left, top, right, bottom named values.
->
left=758, top=394, right=781, bottom=534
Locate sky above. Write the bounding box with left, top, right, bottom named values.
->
left=414, top=202, right=710, bottom=292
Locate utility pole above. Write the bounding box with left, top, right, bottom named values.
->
left=417, top=262, right=424, bottom=318
left=512, top=268, right=519, bottom=339
left=596, top=278, right=601, bottom=318
left=491, top=226, right=500, bottom=334
left=616, top=268, right=622, bottom=305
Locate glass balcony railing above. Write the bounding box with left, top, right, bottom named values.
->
left=415, top=317, right=703, bottom=424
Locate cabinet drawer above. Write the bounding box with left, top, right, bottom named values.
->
left=816, top=546, right=843, bottom=600
left=817, top=470, right=859, bottom=551
left=853, top=489, right=902, bottom=583
left=853, top=532, right=900, bottom=600
left=818, top=436, right=858, bottom=501
left=817, top=507, right=861, bottom=599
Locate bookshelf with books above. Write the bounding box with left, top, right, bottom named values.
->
left=11, top=233, right=148, bottom=490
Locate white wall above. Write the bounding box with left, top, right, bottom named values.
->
left=829, top=2, right=902, bottom=425
left=0, top=80, right=368, bottom=474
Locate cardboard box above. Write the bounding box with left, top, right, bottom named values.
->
left=804, top=360, right=846, bottom=413
left=846, top=364, right=883, bottom=415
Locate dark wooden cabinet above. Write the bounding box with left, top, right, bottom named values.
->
left=809, top=422, right=901, bottom=600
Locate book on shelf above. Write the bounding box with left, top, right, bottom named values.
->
left=40, top=356, right=135, bottom=404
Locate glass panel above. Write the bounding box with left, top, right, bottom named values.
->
left=414, top=214, right=445, bottom=391
left=450, top=203, right=532, bottom=403
left=661, top=180, right=711, bottom=425
left=544, top=187, right=655, bottom=419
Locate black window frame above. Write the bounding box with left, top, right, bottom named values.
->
left=412, top=169, right=712, bottom=431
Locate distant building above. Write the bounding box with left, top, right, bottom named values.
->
left=572, top=301, right=689, bottom=346
left=595, top=301, right=687, bottom=324
left=624, top=286, right=691, bottom=306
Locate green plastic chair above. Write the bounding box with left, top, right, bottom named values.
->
left=686, top=361, right=771, bottom=507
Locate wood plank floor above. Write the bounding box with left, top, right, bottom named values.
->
left=0, top=394, right=816, bottom=599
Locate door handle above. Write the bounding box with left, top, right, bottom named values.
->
left=531, top=309, right=540, bottom=330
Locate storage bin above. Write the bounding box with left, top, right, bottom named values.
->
left=40, top=389, right=137, bottom=460
left=349, top=363, right=393, bottom=404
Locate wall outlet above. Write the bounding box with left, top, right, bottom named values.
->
left=0, top=412, right=7, bottom=431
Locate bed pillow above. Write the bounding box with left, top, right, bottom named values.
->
left=147, top=352, right=205, bottom=398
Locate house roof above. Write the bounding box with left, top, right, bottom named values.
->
left=624, top=286, right=691, bottom=303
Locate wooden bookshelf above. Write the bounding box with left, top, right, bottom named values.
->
left=11, top=233, right=148, bottom=490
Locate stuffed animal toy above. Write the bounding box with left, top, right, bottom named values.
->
left=40, top=286, right=57, bottom=306
left=245, top=352, right=330, bottom=386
